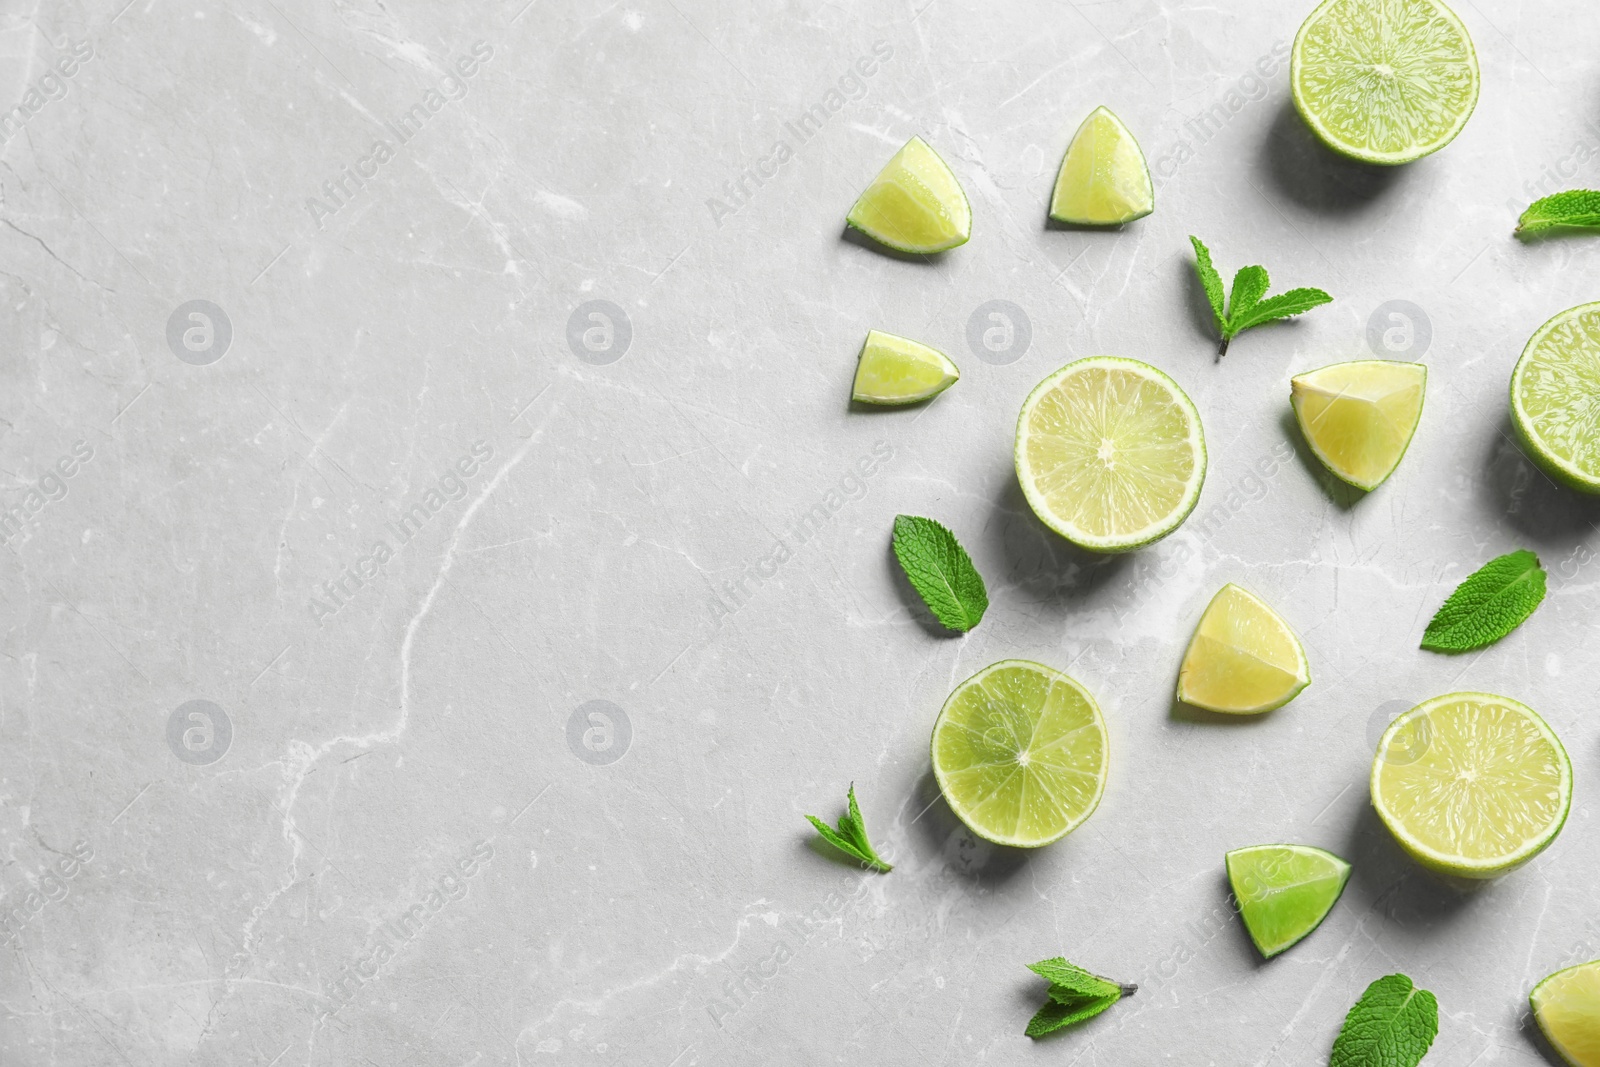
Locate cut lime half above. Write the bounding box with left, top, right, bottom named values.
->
left=852, top=330, right=959, bottom=405
left=1176, top=584, right=1310, bottom=714
left=1532, top=960, right=1600, bottom=1067
left=1371, top=692, right=1572, bottom=879
left=1511, top=301, right=1600, bottom=494
left=1291, top=0, right=1479, bottom=165
left=1291, top=359, right=1426, bottom=491
left=930, top=660, right=1108, bottom=848
left=1014, top=357, right=1206, bottom=552
left=1049, top=106, right=1153, bottom=226
left=846, top=136, right=971, bottom=254
left=1226, top=844, right=1350, bottom=958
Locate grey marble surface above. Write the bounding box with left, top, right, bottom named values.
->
left=1, top=1, right=1598, bottom=1064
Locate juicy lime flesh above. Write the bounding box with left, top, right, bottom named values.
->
left=1533, top=961, right=1600, bottom=1067
left=1372, top=694, right=1571, bottom=877
left=1512, top=303, right=1600, bottom=491
left=1226, top=845, right=1351, bottom=958
left=1050, top=107, right=1153, bottom=225
left=1292, top=0, right=1478, bottom=164
left=852, top=330, right=958, bottom=405
left=931, top=661, right=1108, bottom=848
left=846, top=136, right=971, bottom=253
left=1016, top=359, right=1204, bottom=551
left=1177, top=585, right=1309, bottom=714
left=1292, top=360, right=1425, bottom=490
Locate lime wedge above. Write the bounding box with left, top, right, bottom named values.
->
left=1049, top=106, right=1153, bottom=225
left=846, top=136, right=971, bottom=254
left=851, top=329, right=959, bottom=405
left=1176, top=584, right=1310, bottom=714
left=1511, top=301, right=1600, bottom=493
left=1371, top=692, right=1572, bottom=879
left=1226, top=844, right=1351, bottom=958
left=1291, top=359, right=1426, bottom=491
left=1291, top=0, right=1479, bottom=165
left=1014, top=357, right=1206, bottom=552
left=930, top=660, right=1108, bottom=848
left=1532, top=960, right=1600, bottom=1067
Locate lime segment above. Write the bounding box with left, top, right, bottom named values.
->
left=1176, top=584, right=1310, bottom=714
left=1371, top=692, right=1572, bottom=879
left=846, top=136, right=971, bottom=254
left=1291, top=0, right=1479, bottom=165
left=851, top=330, right=959, bottom=405
left=1049, top=106, right=1153, bottom=225
left=1291, top=359, right=1426, bottom=490
left=1226, top=844, right=1351, bottom=958
left=930, top=660, right=1108, bottom=848
left=1014, top=357, right=1206, bottom=553
left=1532, top=960, right=1600, bottom=1067
left=1511, top=301, right=1600, bottom=493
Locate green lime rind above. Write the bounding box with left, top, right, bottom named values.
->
left=1225, top=844, right=1350, bottom=958
left=1531, top=959, right=1600, bottom=1067
left=1510, top=301, right=1600, bottom=494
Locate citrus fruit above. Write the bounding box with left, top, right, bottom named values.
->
left=1291, top=359, right=1426, bottom=490
left=846, top=136, right=971, bottom=254
left=1176, top=584, right=1311, bottom=714
left=1291, top=0, right=1479, bottom=165
left=1370, top=692, right=1572, bottom=879
left=1049, top=106, right=1153, bottom=225
left=1510, top=301, right=1600, bottom=493
left=1225, top=844, right=1351, bottom=958
left=930, top=660, right=1108, bottom=848
left=850, top=329, right=959, bottom=405
left=1014, top=357, right=1206, bottom=552
left=1532, top=960, right=1600, bottom=1067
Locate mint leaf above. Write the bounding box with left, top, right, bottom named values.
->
left=1517, top=190, right=1600, bottom=235
left=1026, top=957, right=1124, bottom=999
left=1189, top=235, right=1227, bottom=332
left=891, top=515, right=988, bottom=632
left=1230, top=287, right=1334, bottom=331
left=1228, top=264, right=1270, bottom=320
left=1024, top=957, right=1133, bottom=1038
left=1189, top=235, right=1333, bottom=356
left=1330, top=973, right=1438, bottom=1067
left=1421, top=549, right=1546, bottom=652
left=805, top=784, right=892, bottom=872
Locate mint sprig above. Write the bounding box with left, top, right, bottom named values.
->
left=1516, top=190, right=1600, bottom=236
left=1421, top=549, right=1546, bottom=653
left=1189, top=235, right=1332, bottom=357
left=805, top=784, right=892, bottom=872
left=1024, top=957, right=1134, bottom=1037
left=1330, top=973, right=1438, bottom=1067
left=891, top=515, right=988, bottom=632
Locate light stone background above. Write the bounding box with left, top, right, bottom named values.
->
left=1, top=0, right=1597, bottom=1064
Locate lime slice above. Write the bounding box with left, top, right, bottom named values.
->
left=1014, top=357, right=1206, bottom=553
left=1291, top=0, right=1479, bottom=165
left=846, top=136, right=971, bottom=254
left=1511, top=301, right=1600, bottom=494
left=1176, top=584, right=1310, bottom=714
left=851, top=329, right=959, bottom=405
left=1225, top=844, right=1351, bottom=958
left=930, top=660, right=1108, bottom=848
left=1532, top=960, right=1600, bottom=1067
left=1049, top=106, right=1153, bottom=225
left=1371, top=692, right=1572, bottom=879
left=1291, top=359, right=1426, bottom=491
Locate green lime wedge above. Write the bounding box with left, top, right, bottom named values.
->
left=1049, top=106, right=1153, bottom=225
left=1176, top=584, right=1311, bottom=715
left=1226, top=844, right=1350, bottom=958
left=930, top=660, right=1108, bottom=848
left=851, top=329, right=959, bottom=405
left=1532, top=960, right=1600, bottom=1067
left=1291, top=359, right=1426, bottom=491
left=846, top=136, right=971, bottom=254
left=1291, top=0, right=1479, bottom=165
left=1511, top=301, right=1600, bottom=493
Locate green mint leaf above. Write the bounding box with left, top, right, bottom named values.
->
left=1188, top=235, right=1227, bottom=332
left=1330, top=973, right=1439, bottom=1067
left=1189, top=236, right=1332, bottom=356
left=805, top=784, right=892, bottom=872
left=1023, top=957, right=1132, bottom=1037
left=1026, top=994, right=1117, bottom=1037
left=1517, top=189, right=1600, bottom=235
left=1227, top=264, right=1270, bottom=322
left=1230, top=287, right=1334, bottom=331
left=1026, top=958, right=1123, bottom=999
left=1421, top=549, right=1546, bottom=652
left=891, top=515, right=988, bottom=632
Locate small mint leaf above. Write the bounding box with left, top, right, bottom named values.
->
left=1026, top=958, right=1122, bottom=999
left=1330, top=973, right=1438, bottom=1067
left=1026, top=993, right=1117, bottom=1037
left=1189, top=235, right=1227, bottom=332
left=805, top=784, right=892, bottom=872
left=1023, top=957, right=1131, bottom=1037
left=1228, top=264, right=1270, bottom=321
left=1230, top=287, right=1333, bottom=331
left=1188, top=236, right=1331, bottom=356
left=891, top=515, right=988, bottom=632
left=1517, top=190, right=1600, bottom=235
left=1421, top=549, right=1546, bottom=653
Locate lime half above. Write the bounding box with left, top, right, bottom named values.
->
left=1532, top=960, right=1600, bottom=1067
left=1049, top=106, right=1153, bottom=226
left=1371, top=693, right=1572, bottom=879
left=846, top=136, right=971, bottom=254
left=1291, top=0, right=1479, bottom=165
left=1015, top=357, right=1206, bottom=552
left=1176, top=584, right=1310, bottom=714
left=930, top=660, right=1108, bottom=848
left=1291, top=359, right=1426, bottom=491
left=1511, top=302, right=1600, bottom=493
left=1226, top=844, right=1351, bottom=958
left=851, top=330, right=959, bottom=405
